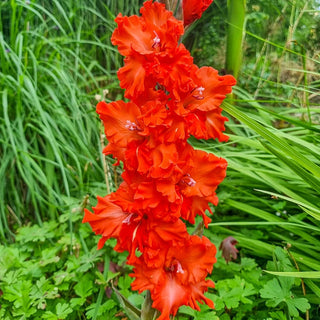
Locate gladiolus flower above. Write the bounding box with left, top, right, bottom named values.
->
left=84, top=1, right=236, bottom=319
left=131, top=235, right=217, bottom=319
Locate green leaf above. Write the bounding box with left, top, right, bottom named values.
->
left=43, top=311, right=59, bottom=320
left=70, top=297, right=86, bottom=309
left=74, top=274, right=93, bottom=298
left=286, top=298, right=310, bottom=317
left=195, top=311, right=219, bottom=320
left=118, top=274, right=133, bottom=291
left=16, top=221, right=58, bottom=243
left=78, top=248, right=103, bottom=273
left=86, top=300, right=117, bottom=319
left=304, top=279, right=320, bottom=298
left=39, top=247, right=60, bottom=267
left=112, top=285, right=141, bottom=320
left=56, top=302, right=73, bottom=319
left=216, top=276, right=256, bottom=309
left=222, top=102, right=320, bottom=178
left=268, top=311, right=287, bottom=320
left=260, top=277, right=310, bottom=317
left=264, top=271, right=320, bottom=279
left=260, top=278, right=288, bottom=307
left=178, top=306, right=195, bottom=317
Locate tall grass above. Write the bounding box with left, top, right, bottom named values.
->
left=187, top=0, right=320, bottom=309
left=0, top=0, right=142, bottom=240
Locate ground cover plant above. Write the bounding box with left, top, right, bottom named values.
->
left=1, top=0, right=320, bottom=319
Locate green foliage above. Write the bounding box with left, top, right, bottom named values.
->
left=260, top=248, right=311, bottom=319
left=189, top=1, right=320, bottom=311
left=0, top=0, right=139, bottom=240
left=173, top=246, right=315, bottom=320
left=0, top=211, right=125, bottom=319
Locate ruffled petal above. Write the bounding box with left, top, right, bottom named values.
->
left=96, top=100, right=143, bottom=147
left=112, top=1, right=184, bottom=57
left=183, top=0, right=213, bottom=26
left=151, top=275, right=189, bottom=320
left=130, top=236, right=217, bottom=320
left=117, top=53, right=153, bottom=99
left=184, top=67, right=236, bottom=112
left=180, top=149, right=227, bottom=198
left=187, top=279, right=215, bottom=310
left=166, top=235, right=217, bottom=283
left=82, top=195, right=129, bottom=249
left=181, top=195, right=212, bottom=226
left=140, top=0, right=184, bottom=45
left=111, top=14, right=154, bottom=56
left=186, top=109, right=230, bottom=142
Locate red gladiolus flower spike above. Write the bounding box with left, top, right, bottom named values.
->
left=84, top=1, right=236, bottom=319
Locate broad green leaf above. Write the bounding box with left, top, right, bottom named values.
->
left=260, top=278, right=287, bottom=307
left=56, top=302, right=73, bottom=319
left=286, top=298, right=310, bottom=317
left=74, top=274, right=93, bottom=298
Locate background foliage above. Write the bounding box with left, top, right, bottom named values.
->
left=1, top=0, right=320, bottom=319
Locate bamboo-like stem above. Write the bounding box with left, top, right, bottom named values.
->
left=225, top=0, right=246, bottom=79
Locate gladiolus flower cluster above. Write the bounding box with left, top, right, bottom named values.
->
left=83, top=1, right=236, bottom=319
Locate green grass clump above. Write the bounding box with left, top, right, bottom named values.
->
left=0, top=0, right=137, bottom=239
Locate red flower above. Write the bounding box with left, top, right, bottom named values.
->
left=119, top=215, right=189, bottom=264
left=183, top=0, right=214, bottom=26
left=183, top=67, right=236, bottom=113
left=96, top=100, right=144, bottom=148
left=130, top=235, right=217, bottom=319
left=187, top=109, right=230, bottom=142
left=178, top=147, right=228, bottom=225
left=82, top=194, right=129, bottom=250
left=112, top=1, right=200, bottom=101
left=112, top=0, right=183, bottom=57
left=176, top=66, right=237, bottom=142
left=117, top=53, right=152, bottom=99
left=117, top=43, right=196, bottom=101
left=139, top=143, right=180, bottom=178
left=180, top=148, right=227, bottom=199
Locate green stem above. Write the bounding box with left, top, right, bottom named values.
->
left=225, top=0, right=246, bottom=79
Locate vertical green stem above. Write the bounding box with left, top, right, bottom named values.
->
left=225, top=0, right=246, bottom=79
left=10, top=0, right=17, bottom=48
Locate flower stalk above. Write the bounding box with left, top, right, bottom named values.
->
left=226, top=0, right=246, bottom=79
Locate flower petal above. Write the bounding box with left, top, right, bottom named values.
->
left=96, top=100, right=143, bottom=147
left=82, top=195, right=129, bottom=249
